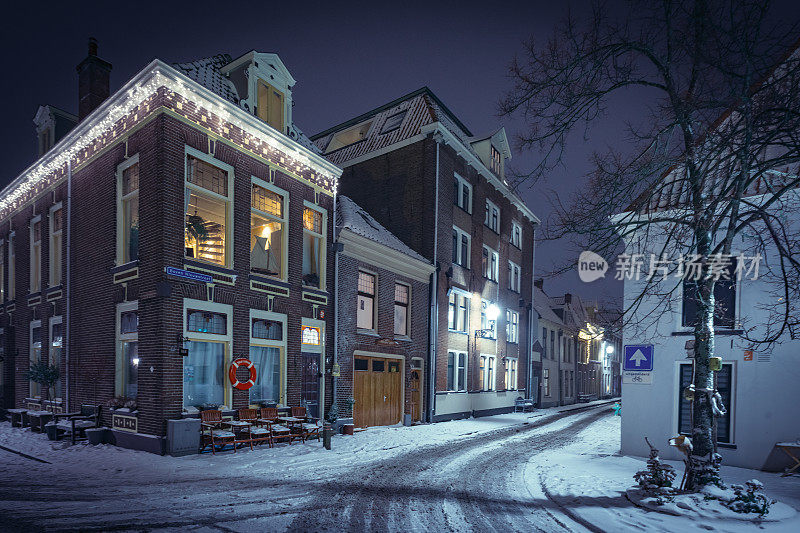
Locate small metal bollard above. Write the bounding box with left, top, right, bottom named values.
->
left=323, top=424, right=333, bottom=450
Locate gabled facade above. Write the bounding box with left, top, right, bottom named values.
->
left=334, top=196, right=434, bottom=427
left=0, top=42, right=341, bottom=449
left=313, top=87, right=539, bottom=421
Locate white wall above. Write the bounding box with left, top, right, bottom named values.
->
left=621, top=229, right=800, bottom=470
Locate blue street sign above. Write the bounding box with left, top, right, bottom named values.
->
left=623, top=344, right=654, bottom=371
left=165, top=266, right=213, bottom=283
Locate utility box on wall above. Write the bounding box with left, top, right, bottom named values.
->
left=167, top=418, right=201, bottom=457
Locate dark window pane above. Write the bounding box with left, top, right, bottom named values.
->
left=252, top=318, right=282, bottom=340
left=354, top=358, right=368, bottom=371
left=682, top=259, right=737, bottom=327
left=372, top=359, right=385, bottom=372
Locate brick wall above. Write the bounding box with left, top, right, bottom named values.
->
left=335, top=251, right=430, bottom=420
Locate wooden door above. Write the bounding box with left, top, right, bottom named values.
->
left=354, top=356, right=402, bottom=427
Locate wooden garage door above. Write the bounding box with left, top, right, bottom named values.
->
left=354, top=356, right=402, bottom=428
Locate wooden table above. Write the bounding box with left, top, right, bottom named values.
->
left=776, top=442, right=800, bottom=475
left=7, top=409, right=27, bottom=428
left=223, top=420, right=255, bottom=450
left=277, top=416, right=304, bottom=441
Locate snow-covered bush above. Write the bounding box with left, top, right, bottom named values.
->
left=633, top=438, right=677, bottom=503
left=727, top=480, right=774, bottom=516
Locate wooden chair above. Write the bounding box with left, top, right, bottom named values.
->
left=238, top=408, right=271, bottom=448
left=290, top=406, right=321, bottom=443
left=199, top=410, right=236, bottom=454
left=53, top=405, right=102, bottom=445
left=259, top=407, right=292, bottom=445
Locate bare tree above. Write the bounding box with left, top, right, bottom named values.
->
left=501, top=0, right=800, bottom=489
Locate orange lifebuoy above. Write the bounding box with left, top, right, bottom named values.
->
left=229, top=358, right=257, bottom=390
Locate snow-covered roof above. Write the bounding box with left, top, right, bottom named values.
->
left=172, top=53, right=320, bottom=154
left=534, top=287, right=563, bottom=325
left=337, top=195, right=428, bottom=263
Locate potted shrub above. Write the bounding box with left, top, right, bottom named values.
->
left=26, top=359, right=59, bottom=409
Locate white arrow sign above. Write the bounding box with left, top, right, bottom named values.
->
left=629, top=349, right=647, bottom=367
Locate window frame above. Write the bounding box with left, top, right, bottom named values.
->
left=302, top=201, right=327, bottom=290
left=325, top=119, right=373, bottom=153
left=182, top=298, right=233, bottom=408
left=505, top=357, right=518, bottom=390
left=394, top=282, right=411, bottom=338
left=484, top=199, right=500, bottom=234
left=446, top=350, right=468, bottom=392
left=543, top=368, right=551, bottom=397
left=452, top=226, right=471, bottom=268
left=510, top=221, right=522, bottom=249
left=357, top=269, right=377, bottom=332
left=680, top=261, right=738, bottom=329
left=506, top=309, right=519, bottom=344
left=481, top=353, right=496, bottom=391
left=49, top=316, right=63, bottom=399
left=250, top=177, right=289, bottom=281
left=249, top=309, right=287, bottom=406
left=482, top=245, right=499, bottom=282
left=115, top=301, right=138, bottom=398
left=8, top=231, right=14, bottom=301
left=677, top=361, right=735, bottom=445
left=30, top=214, right=42, bottom=294
left=184, top=146, right=235, bottom=269
left=380, top=110, right=407, bottom=134
left=116, top=154, right=140, bottom=266
left=507, top=260, right=521, bottom=292
left=29, top=319, right=42, bottom=397
left=447, top=289, right=471, bottom=333
left=49, top=202, right=63, bottom=287
left=453, top=173, right=472, bottom=213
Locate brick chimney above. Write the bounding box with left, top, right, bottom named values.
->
left=534, top=278, right=544, bottom=290
left=77, top=38, right=112, bottom=121
left=564, top=293, right=572, bottom=304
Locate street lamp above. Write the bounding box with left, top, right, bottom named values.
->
left=605, top=344, right=614, bottom=355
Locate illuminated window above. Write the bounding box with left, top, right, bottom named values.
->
left=250, top=312, right=286, bottom=406
left=30, top=321, right=42, bottom=397
left=325, top=120, right=372, bottom=153
left=8, top=233, right=14, bottom=300
left=250, top=183, right=286, bottom=279
left=257, top=80, right=285, bottom=132
left=184, top=155, right=231, bottom=267
left=301, top=326, right=321, bottom=346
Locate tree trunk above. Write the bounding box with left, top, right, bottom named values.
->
left=685, top=236, right=723, bottom=490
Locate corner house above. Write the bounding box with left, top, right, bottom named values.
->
left=0, top=43, right=341, bottom=451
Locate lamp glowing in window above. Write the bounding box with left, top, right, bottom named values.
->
left=301, top=326, right=321, bottom=345
left=132, top=358, right=140, bottom=366
left=605, top=345, right=614, bottom=354
left=485, top=304, right=500, bottom=322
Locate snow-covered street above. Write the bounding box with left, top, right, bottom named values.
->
left=0, top=402, right=797, bottom=532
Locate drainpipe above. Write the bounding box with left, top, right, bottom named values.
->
left=65, top=159, right=72, bottom=411
left=331, top=191, right=338, bottom=421
left=527, top=226, right=536, bottom=401
left=428, top=136, right=441, bottom=423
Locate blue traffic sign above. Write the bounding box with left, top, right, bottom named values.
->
left=624, top=344, right=654, bottom=371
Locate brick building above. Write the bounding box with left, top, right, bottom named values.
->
left=0, top=43, right=341, bottom=449
left=312, top=88, right=540, bottom=421
left=334, top=196, right=434, bottom=427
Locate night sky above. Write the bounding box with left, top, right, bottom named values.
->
left=2, top=1, right=799, bottom=308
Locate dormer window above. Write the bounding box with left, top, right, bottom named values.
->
left=490, top=146, right=502, bottom=175
left=257, top=80, right=285, bottom=133
left=325, top=120, right=373, bottom=153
